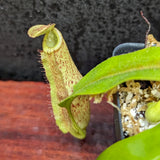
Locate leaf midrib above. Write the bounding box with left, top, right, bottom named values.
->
left=73, top=65, right=160, bottom=95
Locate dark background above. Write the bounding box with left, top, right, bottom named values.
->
left=0, top=0, right=160, bottom=81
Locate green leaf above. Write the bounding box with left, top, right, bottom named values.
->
left=96, top=123, right=160, bottom=160
left=145, top=100, right=160, bottom=122
left=59, top=47, right=160, bottom=108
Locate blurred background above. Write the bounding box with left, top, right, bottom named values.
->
left=0, top=0, right=160, bottom=81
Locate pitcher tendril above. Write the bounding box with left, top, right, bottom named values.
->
left=140, top=11, right=151, bottom=47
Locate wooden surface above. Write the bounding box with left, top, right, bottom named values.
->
left=0, top=81, right=116, bottom=160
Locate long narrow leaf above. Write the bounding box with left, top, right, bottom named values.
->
left=59, top=47, right=160, bottom=108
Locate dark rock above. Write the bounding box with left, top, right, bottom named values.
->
left=0, top=0, right=160, bottom=81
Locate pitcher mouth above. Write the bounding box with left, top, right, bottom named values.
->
left=43, top=27, right=63, bottom=53
left=27, top=23, right=63, bottom=54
